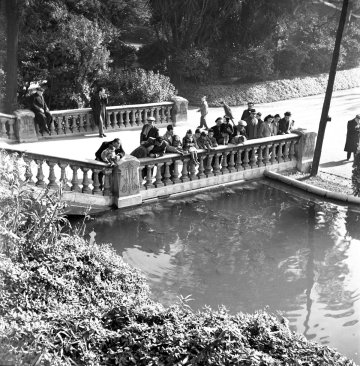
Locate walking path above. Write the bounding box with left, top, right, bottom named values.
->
left=1, top=87, right=359, bottom=184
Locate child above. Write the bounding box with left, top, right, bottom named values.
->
left=182, top=129, right=200, bottom=165
left=197, top=131, right=214, bottom=152
left=207, top=129, right=218, bottom=148
left=100, top=145, right=118, bottom=166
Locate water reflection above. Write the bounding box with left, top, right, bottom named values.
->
left=84, top=182, right=360, bottom=363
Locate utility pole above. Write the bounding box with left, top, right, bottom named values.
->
left=311, top=0, right=349, bottom=176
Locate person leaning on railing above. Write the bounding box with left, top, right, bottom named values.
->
left=30, top=86, right=52, bottom=136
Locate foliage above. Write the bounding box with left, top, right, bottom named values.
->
left=352, top=151, right=360, bottom=196
left=137, top=40, right=169, bottom=74
left=97, top=68, right=176, bottom=105
left=0, top=150, right=357, bottom=365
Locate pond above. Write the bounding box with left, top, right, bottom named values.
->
left=83, top=182, right=360, bottom=363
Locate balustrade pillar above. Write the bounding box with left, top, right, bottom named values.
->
left=130, top=110, right=136, bottom=127
left=270, top=144, right=277, bottom=164
left=181, top=158, right=190, bottom=182
left=145, top=165, right=154, bottom=189
left=283, top=141, right=290, bottom=161
left=228, top=151, right=236, bottom=172
left=154, top=163, right=164, bottom=187
left=24, top=158, right=35, bottom=184
left=103, top=169, right=113, bottom=196
left=289, top=140, right=296, bottom=160
left=163, top=162, right=172, bottom=185
left=189, top=160, right=197, bottom=180
left=92, top=169, right=102, bottom=195
left=204, top=155, right=214, bottom=177
left=197, top=156, right=205, bottom=179
left=59, top=163, right=71, bottom=191
left=221, top=151, right=228, bottom=174
left=243, top=149, right=250, bottom=170
left=263, top=144, right=270, bottom=166
left=125, top=110, right=130, bottom=127
left=47, top=161, right=59, bottom=189
left=257, top=146, right=264, bottom=167
left=277, top=142, right=284, bottom=162
left=213, top=154, right=221, bottom=175
left=172, top=160, right=181, bottom=184
left=81, top=167, right=92, bottom=193
left=35, top=160, right=46, bottom=188
left=64, top=116, right=70, bottom=134
left=70, top=165, right=81, bottom=192
left=119, top=112, right=125, bottom=128
left=235, top=150, right=243, bottom=171
left=249, top=147, right=257, bottom=168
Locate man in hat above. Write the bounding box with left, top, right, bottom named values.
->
left=220, top=115, right=234, bottom=145
left=212, top=117, right=223, bottom=144
left=245, top=109, right=258, bottom=139
left=344, top=114, right=360, bottom=160
left=241, top=101, right=255, bottom=120
left=278, top=111, right=294, bottom=135
left=140, top=116, right=159, bottom=143
left=30, top=86, right=52, bottom=135
left=197, top=95, right=209, bottom=130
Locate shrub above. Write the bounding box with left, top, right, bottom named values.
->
left=0, top=150, right=356, bottom=365
left=97, top=68, right=176, bottom=105
left=137, top=40, right=169, bottom=75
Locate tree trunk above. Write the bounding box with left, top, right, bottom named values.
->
left=311, top=0, right=349, bottom=176
left=4, top=0, right=19, bottom=113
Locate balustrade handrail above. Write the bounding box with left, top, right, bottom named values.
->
left=50, top=101, right=174, bottom=116
left=3, top=147, right=108, bottom=169
left=0, top=112, right=16, bottom=119
left=138, top=133, right=300, bottom=165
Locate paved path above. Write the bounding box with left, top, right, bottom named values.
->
left=1, top=87, right=359, bottom=181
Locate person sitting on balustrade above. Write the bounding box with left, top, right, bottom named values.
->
left=30, top=86, right=52, bottom=136
left=100, top=145, right=119, bottom=167
left=197, top=131, right=214, bottom=152
left=207, top=129, right=218, bottom=148
left=163, top=124, right=174, bottom=146
left=95, top=138, right=125, bottom=161
left=149, top=136, right=167, bottom=158
left=211, top=117, right=223, bottom=144
left=140, top=116, right=159, bottom=143
left=183, top=129, right=200, bottom=165
left=165, top=134, right=184, bottom=155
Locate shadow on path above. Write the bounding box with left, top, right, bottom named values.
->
left=320, top=159, right=352, bottom=168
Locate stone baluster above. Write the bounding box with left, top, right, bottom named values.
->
left=145, top=164, right=154, bottom=189
left=257, top=145, right=264, bottom=167
left=154, top=163, right=164, bottom=187
left=135, top=109, right=141, bottom=126
left=35, top=159, right=46, bottom=187
left=106, top=111, right=112, bottom=129
left=47, top=161, right=58, bottom=189
left=70, top=165, right=81, bottom=192
left=243, top=148, right=250, bottom=169
left=163, top=161, right=172, bottom=185
left=155, top=107, right=160, bottom=124
left=49, top=116, right=56, bottom=135
left=228, top=151, right=236, bottom=172
left=8, top=120, right=16, bottom=140
left=189, top=160, right=197, bottom=180
left=221, top=151, right=228, bottom=174
left=103, top=168, right=113, bottom=196
left=213, top=153, right=221, bottom=176
left=0, top=120, right=7, bottom=138
left=85, top=114, right=91, bottom=131
left=64, top=115, right=70, bottom=135
left=172, top=160, right=181, bottom=184
left=160, top=107, right=165, bottom=123
left=180, top=158, right=190, bottom=182
left=81, top=167, right=92, bottom=193
left=277, top=142, right=284, bottom=162
left=166, top=106, right=172, bottom=123
left=92, top=169, right=102, bottom=195
left=235, top=149, right=243, bottom=171
left=204, top=154, right=214, bottom=177
left=24, top=158, right=35, bottom=184
left=283, top=141, right=290, bottom=161
left=263, top=144, right=270, bottom=166
left=249, top=147, right=257, bottom=168
left=150, top=108, right=155, bottom=118
left=289, top=140, right=296, bottom=160
left=197, top=155, right=205, bottom=179
left=138, top=170, right=145, bottom=190
left=270, top=144, right=277, bottom=164
left=143, top=109, right=148, bottom=124
left=130, top=110, right=136, bottom=127
left=125, top=110, right=130, bottom=127
left=59, top=163, right=70, bottom=191
left=78, top=114, right=85, bottom=133
left=119, top=111, right=125, bottom=128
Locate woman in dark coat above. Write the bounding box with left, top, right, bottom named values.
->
left=90, top=86, right=108, bottom=138
left=344, top=114, right=360, bottom=160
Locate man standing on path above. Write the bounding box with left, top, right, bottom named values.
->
left=241, top=101, right=255, bottom=120
left=30, top=86, right=52, bottom=135
left=344, top=114, right=360, bottom=161
left=90, top=86, right=109, bottom=138
left=197, top=96, right=209, bottom=130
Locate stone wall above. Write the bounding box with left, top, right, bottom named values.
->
left=179, top=67, right=360, bottom=107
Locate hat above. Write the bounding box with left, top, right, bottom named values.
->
left=215, top=117, right=223, bottom=123
left=147, top=116, right=156, bottom=121
left=200, top=131, right=207, bottom=137
left=224, top=115, right=231, bottom=120
left=186, top=129, right=192, bottom=134
left=208, top=128, right=214, bottom=133
left=284, top=111, right=292, bottom=116
left=247, top=101, right=254, bottom=105
left=167, top=124, right=173, bottom=131
left=250, top=109, right=256, bottom=113
left=274, top=114, right=280, bottom=118
left=256, top=112, right=262, bottom=116
left=238, top=120, right=247, bottom=126
left=195, top=128, right=201, bottom=134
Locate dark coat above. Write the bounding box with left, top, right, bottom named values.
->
left=245, top=116, right=258, bottom=139
left=30, top=92, right=52, bottom=132
left=220, top=121, right=234, bottom=136
left=241, top=109, right=252, bottom=120
left=140, top=124, right=159, bottom=143
left=344, top=118, right=360, bottom=153
left=95, top=141, right=125, bottom=161
left=90, top=93, right=108, bottom=127
left=212, top=125, right=223, bottom=143
left=278, top=118, right=292, bottom=134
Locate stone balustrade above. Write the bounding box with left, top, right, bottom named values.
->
left=3, top=131, right=316, bottom=212
left=0, top=113, right=17, bottom=142
left=1, top=97, right=188, bottom=143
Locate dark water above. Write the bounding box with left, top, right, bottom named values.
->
left=84, top=182, right=360, bottom=363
